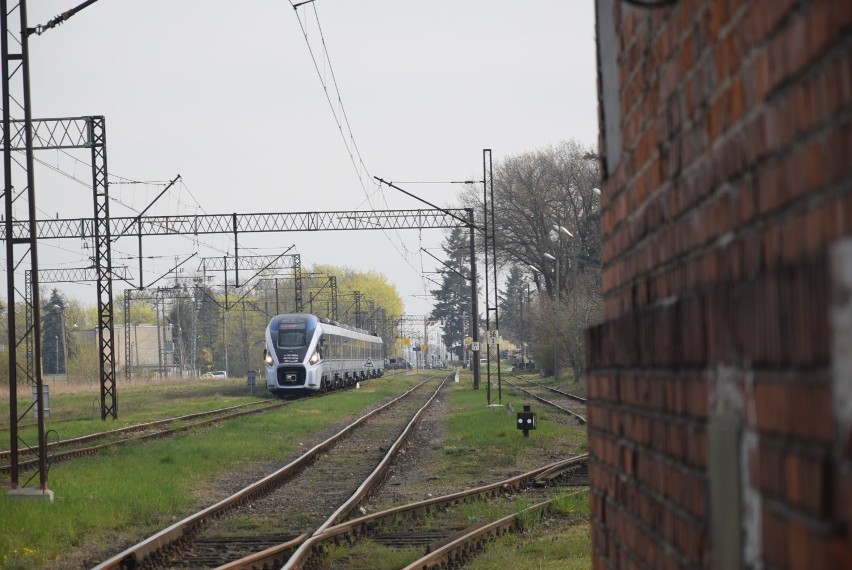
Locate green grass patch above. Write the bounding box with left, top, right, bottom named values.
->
left=430, top=380, right=586, bottom=486
left=551, top=490, right=590, bottom=518
left=324, top=539, right=421, bottom=570
left=453, top=499, right=507, bottom=523
left=0, top=376, right=422, bottom=569
left=465, top=522, right=591, bottom=570
left=1, top=379, right=270, bottom=447
left=466, top=489, right=591, bottom=570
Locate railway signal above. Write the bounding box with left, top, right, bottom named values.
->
left=517, top=405, right=537, bottom=437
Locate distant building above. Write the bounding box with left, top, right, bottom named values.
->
left=73, top=324, right=175, bottom=373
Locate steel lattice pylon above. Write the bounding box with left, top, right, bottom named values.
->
left=2, top=115, right=116, bottom=425
left=90, top=116, right=116, bottom=420
left=2, top=0, right=47, bottom=493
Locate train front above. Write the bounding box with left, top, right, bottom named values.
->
left=264, top=314, right=323, bottom=396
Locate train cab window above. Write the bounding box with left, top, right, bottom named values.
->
left=278, top=321, right=306, bottom=348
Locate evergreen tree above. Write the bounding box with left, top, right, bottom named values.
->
left=42, top=289, right=68, bottom=375
left=429, top=227, right=472, bottom=360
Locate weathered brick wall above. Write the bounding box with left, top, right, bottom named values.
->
left=588, top=1, right=851, bottom=568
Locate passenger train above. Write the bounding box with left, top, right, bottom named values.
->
left=263, top=313, right=384, bottom=397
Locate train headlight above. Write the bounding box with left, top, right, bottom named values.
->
left=309, top=350, right=321, bottom=365
left=264, top=350, right=274, bottom=366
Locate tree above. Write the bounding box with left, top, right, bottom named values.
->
left=460, top=139, right=602, bottom=381
left=497, top=265, right=530, bottom=345
left=461, top=139, right=601, bottom=298
left=530, top=272, right=602, bottom=381
left=42, top=289, right=68, bottom=375
left=429, top=227, right=472, bottom=361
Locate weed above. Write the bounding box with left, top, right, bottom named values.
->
left=324, top=539, right=420, bottom=570
left=551, top=490, right=589, bottom=518
left=515, top=500, right=542, bottom=531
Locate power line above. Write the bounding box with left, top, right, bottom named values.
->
left=289, top=1, right=428, bottom=283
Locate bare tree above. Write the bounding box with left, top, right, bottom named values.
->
left=461, top=139, right=600, bottom=298
left=531, top=272, right=602, bottom=381
left=460, top=140, right=602, bottom=380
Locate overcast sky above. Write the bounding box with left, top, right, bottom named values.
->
left=20, top=0, right=599, bottom=317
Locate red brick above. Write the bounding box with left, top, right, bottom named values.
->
left=785, top=452, right=830, bottom=516
left=753, top=382, right=834, bottom=440
left=762, top=507, right=789, bottom=566
left=587, top=2, right=851, bottom=568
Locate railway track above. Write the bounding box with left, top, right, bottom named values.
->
left=0, top=400, right=274, bottom=461
left=502, top=375, right=587, bottom=425
left=230, top=453, right=589, bottom=569
left=93, top=373, right=449, bottom=570
left=0, top=400, right=290, bottom=476
left=1, top=374, right=409, bottom=476
left=510, top=375, right=587, bottom=404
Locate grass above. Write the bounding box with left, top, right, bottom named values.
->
left=431, top=378, right=587, bottom=486
left=465, top=522, right=592, bottom=570
left=0, top=375, right=426, bottom=569
left=0, top=377, right=270, bottom=446
left=435, top=376, right=590, bottom=566
left=466, top=490, right=592, bottom=570
left=0, top=372, right=591, bottom=568
left=324, top=540, right=421, bottom=570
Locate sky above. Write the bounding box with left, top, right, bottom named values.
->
left=17, top=0, right=599, bottom=318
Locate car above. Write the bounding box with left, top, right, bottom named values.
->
left=202, top=370, right=228, bottom=379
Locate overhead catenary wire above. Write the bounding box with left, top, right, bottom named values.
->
left=1, top=155, right=237, bottom=290
left=289, top=1, right=428, bottom=284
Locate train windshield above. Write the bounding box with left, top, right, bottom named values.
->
left=277, top=321, right=307, bottom=347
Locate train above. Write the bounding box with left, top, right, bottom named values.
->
left=263, top=313, right=384, bottom=397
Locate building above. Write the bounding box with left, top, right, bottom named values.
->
left=589, top=1, right=851, bottom=567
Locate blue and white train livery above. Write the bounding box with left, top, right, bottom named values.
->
left=263, top=313, right=384, bottom=397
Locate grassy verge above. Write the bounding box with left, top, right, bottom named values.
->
left=0, top=378, right=271, bottom=446
left=466, top=490, right=591, bottom=570
left=432, top=382, right=591, bottom=566
left=0, top=375, right=424, bottom=570
left=434, top=378, right=587, bottom=486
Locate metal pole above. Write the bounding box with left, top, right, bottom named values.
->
left=223, top=259, right=229, bottom=375
left=61, top=309, right=68, bottom=376
left=482, top=154, right=491, bottom=403
left=156, top=296, right=163, bottom=379
left=2, top=0, right=49, bottom=489
left=275, top=277, right=280, bottom=314
left=487, top=149, right=502, bottom=404
left=468, top=208, right=480, bottom=389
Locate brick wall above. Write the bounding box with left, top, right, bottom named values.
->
left=588, top=1, right=851, bottom=568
